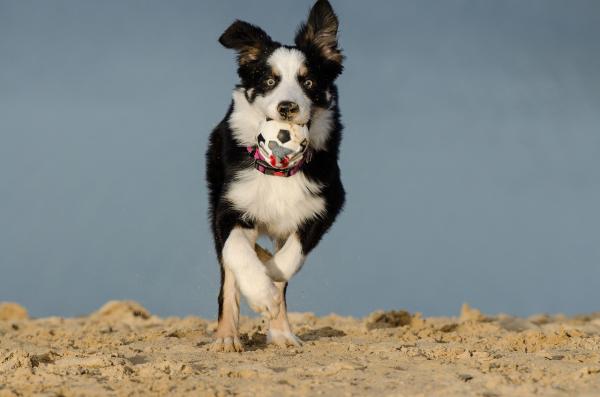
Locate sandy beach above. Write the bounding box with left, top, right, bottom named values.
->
left=1, top=301, right=600, bottom=396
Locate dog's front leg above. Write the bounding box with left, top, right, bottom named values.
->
left=255, top=238, right=304, bottom=348
left=222, top=226, right=281, bottom=319
left=263, top=233, right=305, bottom=282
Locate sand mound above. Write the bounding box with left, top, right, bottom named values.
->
left=460, top=302, right=489, bottom=323
left=91, top=300, right=151, bottom=321
left=1, top=302, right=600, bottom=396
left=0, top=302, right=28, bottom=321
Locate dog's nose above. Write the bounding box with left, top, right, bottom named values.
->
left=277, top=101, right=299, bottom=118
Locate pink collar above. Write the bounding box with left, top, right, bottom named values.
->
left=246, top=146, right=311, bottom=177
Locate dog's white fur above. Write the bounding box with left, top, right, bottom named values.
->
left=308, top=106, right=335, bottom=151
left=229, top=88, right=263, bottom=145
left=267, top=327, right=303, bottom=347
left=226, top=169, right=325, bottom=238
left=264, top=233, right=305, bottom=282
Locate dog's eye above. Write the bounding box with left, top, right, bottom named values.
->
left=303, top=79, right=314, bottom=89
left=266, top=78, right=276, bottom=87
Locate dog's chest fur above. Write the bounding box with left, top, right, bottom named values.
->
left=226, top=169, right=325, bottom=238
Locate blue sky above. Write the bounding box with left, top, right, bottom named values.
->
left=1, top=0, right=599, bottom=318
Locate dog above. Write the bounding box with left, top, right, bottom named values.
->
left=206, top=0, right=345, bottom=352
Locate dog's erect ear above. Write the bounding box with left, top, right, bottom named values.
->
left=295, top=0, right=343, bottom=64
left=219, top=20, right=274, bottom=65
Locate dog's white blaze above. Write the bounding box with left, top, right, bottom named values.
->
left=255, top=48, right=311, bottom=124
left=226, top=169, right=325, bottom=238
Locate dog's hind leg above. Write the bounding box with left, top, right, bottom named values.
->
left=211, top=264, right=243, bottom=352
left=267, top=281, right=303, bottom=348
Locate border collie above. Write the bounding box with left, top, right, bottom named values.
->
left=206, top=0, right=345, bottom=352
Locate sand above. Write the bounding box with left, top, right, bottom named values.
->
left=1, top=301, right=600, bottom=397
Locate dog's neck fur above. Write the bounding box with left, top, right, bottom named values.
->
left=229, top=88, right=334, bottom=152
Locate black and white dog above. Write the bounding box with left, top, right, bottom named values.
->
left=206, top=0, right=345, bottom=352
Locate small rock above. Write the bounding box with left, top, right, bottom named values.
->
left=439, top=323, right=458, bottom=333
left=165, top=329, right=184, bottom=338
left=538, top=351, right=564, bottom=361
left=128, top=355, right=149, bottom=365
left=458, top=373, right=474, bottom=382
left=300, top=326, right=346, bottom=340
left=30, top=352, right=58, bottom=367
left=366, top=310, right=412, bottom=330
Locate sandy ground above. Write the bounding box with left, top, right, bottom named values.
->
left=1, top=301, right=600, bottom=396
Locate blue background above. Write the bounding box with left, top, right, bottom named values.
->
left=1, top=0, right=599, bottom=318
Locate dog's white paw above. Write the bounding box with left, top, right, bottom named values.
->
left=267, top=329, right=303, bottom=348
left=210, top=336, right=244, bottom=353
left=238, top=273, right=281, bottom=319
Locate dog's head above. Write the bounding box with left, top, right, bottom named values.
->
left=219, top=0, right=343, bottom=127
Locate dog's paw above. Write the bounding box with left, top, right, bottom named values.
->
left=267, top=329, right=303, bottom=348
left=247, top=286, right=281, bottom=319
left=210, top=336, right=244, bottom=353
left=239, top=274, right=281, bottom=319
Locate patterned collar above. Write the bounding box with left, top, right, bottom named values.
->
left=246, top=146, right=311, bottom=177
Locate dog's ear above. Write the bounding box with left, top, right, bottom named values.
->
left=295, top=0, right=343, bottom=64
left=219, top=20, right=274, bottom=65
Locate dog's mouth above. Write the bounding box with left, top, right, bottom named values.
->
left=265, top=117, right=311, bottom=129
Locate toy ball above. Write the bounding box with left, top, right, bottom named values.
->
left=256, top=119, right=309, bottom=169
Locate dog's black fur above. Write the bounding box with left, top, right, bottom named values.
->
left=206, top=0, right=345, bottom=321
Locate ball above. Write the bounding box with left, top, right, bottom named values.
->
left=256, top=120, right=309, bottom=169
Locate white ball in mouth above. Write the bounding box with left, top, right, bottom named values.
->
left=256, top=119, right=309, bottom=169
